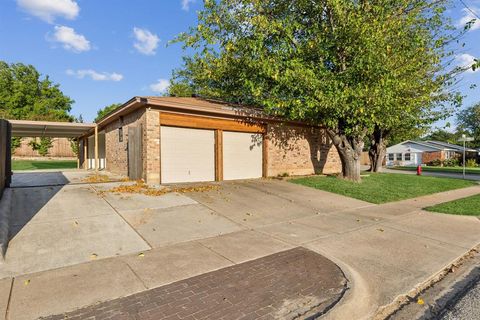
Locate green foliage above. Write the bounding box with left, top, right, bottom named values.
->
left=427, top=159, right=442, bottom=167
left=0, top=61, right=73, bottom=121
left=423, top=129, right=462, bottom=145
left=28, top=137, right=53, bottom=157
left=95, top=103, right=121, bottom=122
left=466, top=158, right=478, bottom=167
left=11, top=137, right=22, bottom=153
left=443, top=158, right=459, bottom=167
left=172, top=0, right=462, bottom=180
left=291, top=173, right=475, bottom=204
left=457, top=103, right=480, bottom=148
left=168, top=80, right=195, bottom=97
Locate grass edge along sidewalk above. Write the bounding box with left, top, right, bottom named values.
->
left=424, top=194, right=480, bottom=216
left=391, top=166, right=480, bottom=175
left=290, top=173, right=476, bottom=204
left=12, top=159, right=77, bottom=171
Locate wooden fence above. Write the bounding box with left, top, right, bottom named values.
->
left=0, top=120, right=12, bottom=198
left=13, top=137, right=76, bottom=158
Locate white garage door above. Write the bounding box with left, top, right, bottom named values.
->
left=223, top=131, right=263, bottom=180
left=161, top=126, right=215, bottom=183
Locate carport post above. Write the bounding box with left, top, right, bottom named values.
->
left=95, top=125, right=99, bottom=173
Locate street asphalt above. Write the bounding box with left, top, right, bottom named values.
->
left=440, top=278, right=480, bottom=320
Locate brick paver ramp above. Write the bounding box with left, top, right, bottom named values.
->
left=43, top=247, right=347, bottom=320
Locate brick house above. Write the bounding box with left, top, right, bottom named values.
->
left=79, top=97, right=341, bottom=184
left=386, top=140, right=477, bottom=167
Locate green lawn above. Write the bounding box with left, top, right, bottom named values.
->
left=290, top=173, right=476, bottom=204
left=424, top=194, right=480, bottom=216
left=391, top=166, right=480, bottom=175
left=12, top=160, right=77, bottom=171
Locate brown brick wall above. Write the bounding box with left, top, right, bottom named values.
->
left=422, top=151, right=444, bottom=164
left=145, top=109, right=160, bottom=184
left=266, top=123, right=341, bottom=177
left=104, top=108, right=146, bottom=178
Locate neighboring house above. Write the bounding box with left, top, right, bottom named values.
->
left=78, top=97, right=342, bottom=184
left=386, top=140, right=477, bottom=167
left=13, top=137, right=76, bottom=159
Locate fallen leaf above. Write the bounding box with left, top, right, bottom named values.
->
left=417, top=298, right=425, bottom=305
left=138, top=253, right=145, bottom=257
left=24, top=280, right=30, bottom=286
left=90, top=253, right=98, bottom=260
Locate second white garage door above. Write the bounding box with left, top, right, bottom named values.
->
left=223, top=131, right=263, bottom=180
left=161, top=126, right=215, bottom=183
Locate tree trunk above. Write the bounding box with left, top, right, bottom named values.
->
left=327, top=130, right=364, bottom=182
left=368, top=127, right=387, bottom=172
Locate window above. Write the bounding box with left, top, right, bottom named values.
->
left=119, top=116, right=124, bottom=142
left=396, top=153, right=402, bottom=161
left=118, top=127, right=123, bottom=142
left=404, top=153, right=411, bottom=161
left=388, top=154, right=394, bottom=161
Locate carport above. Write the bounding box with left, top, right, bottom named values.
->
left=8, top=119, right=99, bottom=172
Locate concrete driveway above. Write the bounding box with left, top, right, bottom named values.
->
left=1, top=170, right=479, bottom=320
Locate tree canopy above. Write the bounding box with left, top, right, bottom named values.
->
left=172, top=0, right=462, bottom=181
left=457, top=103, right=480, bottom=148
left=95, top=103, right=121, bottom=122
left=0, top=61, right=73, bottom=121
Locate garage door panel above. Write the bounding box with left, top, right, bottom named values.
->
left=161, top=127, right=215, bottom=183
left=223, top=132, right=263, bottom=180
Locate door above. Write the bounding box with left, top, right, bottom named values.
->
left=128, top=126, right=143, bottom=180
left=161, top=126, right=215, bottom=183
left=223, top=131, right=263, bottom=180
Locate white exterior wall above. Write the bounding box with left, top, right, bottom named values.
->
left=386, top=141, right=439, bottom=167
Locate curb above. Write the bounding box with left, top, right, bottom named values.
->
left=376, top=245, right=480, bottom=319
left=0, top=188, right=12, bottom=261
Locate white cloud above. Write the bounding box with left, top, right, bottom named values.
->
left=455, top=53, right=478, bottom=73
left=52, top=25, right=90, bottom=52
left=182, top=0, right=195, bottom=11
left=17, top=0, right=79, bottom=23
left=457, top=7, right=480, bottom=31
left=66, top=69, right=123, bottom=81
left=149, top=79, right=170, bottom=93
left=133, top=27, right=159, bottom=55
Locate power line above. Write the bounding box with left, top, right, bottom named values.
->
left=459, top=0, right=480, bottom=20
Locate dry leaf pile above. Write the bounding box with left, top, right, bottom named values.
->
left=103, top=181, right=218, bottom=197
left=82, top=174, right=112, bottom=183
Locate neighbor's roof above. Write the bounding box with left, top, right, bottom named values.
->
left=95, top=96, right=269, bottom=127
left=425, top=140, right=477, bottom=152
left=9, top=119, right=96, bottom=138
left=388, top=140, right=476, bottom=152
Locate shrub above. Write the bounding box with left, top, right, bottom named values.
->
left=427, top=159, right=442, bottom=167
left=443, top=158, right=459, bottom=167
left=466, top=159, right=478, bottom=167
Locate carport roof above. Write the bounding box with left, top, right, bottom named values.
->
left=9, top=119, right=96, bottom=138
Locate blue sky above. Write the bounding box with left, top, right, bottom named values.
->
left=0, top=0, right=479, bottom=127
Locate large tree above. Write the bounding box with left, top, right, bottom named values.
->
left=0, top=61, right=74, bottom=153
left=0, top=61, right=73, bottom=121
left=173, top=0, right=458, bottom=181
left=457, top=103, right=480, bottom=148
left=95, top=103, right=121, bottom=122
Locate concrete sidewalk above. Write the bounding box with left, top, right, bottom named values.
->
left=1, top=177, right=479, bottom=319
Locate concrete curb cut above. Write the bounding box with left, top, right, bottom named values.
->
left=0, top=188, right=12, bottom=262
